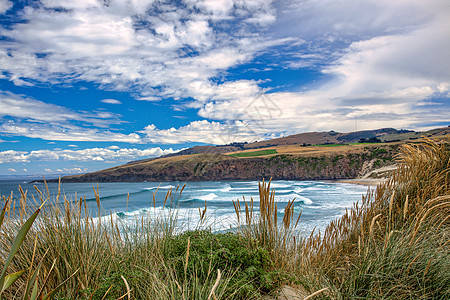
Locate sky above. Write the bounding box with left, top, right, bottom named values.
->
left=0, top=0, right=449, bottom=177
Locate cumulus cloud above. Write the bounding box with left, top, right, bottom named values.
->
left=100, top=99, right=122, bottom=104
left=0, top=0, right=448, bottom=142
left=0, top=0, right=12, bottom=14
left=192, top=0, right=450, bottom=132
left=142, top=119, right=273, bottom=144
left=29, top=167, right=88, bottom=174
left=0, top=0, right=292, bottom=143
left=0, top=0, right=279, bottom=100
left=53, top=167, right=87, bottom=174
left=8, top=168, right=16, bottom=172
left=0, top=146, right=178, bottom=164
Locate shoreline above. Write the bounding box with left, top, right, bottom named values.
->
left=336, top=178, right=387, bottom=186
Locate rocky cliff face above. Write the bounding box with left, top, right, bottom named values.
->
left=58, top=147, right=396, bottom=183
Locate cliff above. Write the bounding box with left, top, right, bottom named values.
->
left=57, top=144, right=398, bottom=182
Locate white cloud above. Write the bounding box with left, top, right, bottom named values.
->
left=68, top=145, right=78, bottom=147
left=0, top=0, right=12, bottom=14
left=188, top=0, right=234, bottom=16
left=274, top=0, right=433, bottom=43
left=190, top=1, right=450, bottom=133
left=0, top=90, right=143, bottom=142
left=142, top=119, right=270, bottom=144
left=23, top=168, right=27, bottom=172
left=41, top=0, right=100, bottom=10
left=0, top=89, right=128, bottom=142
left=0, top=91, right=120, bottom=125
left=136, top=96, right=161, bottom=101
left=48, top=167, right=88, bottom=174
left=0, top=0, right=280, bottom=100
left=61, top=167, right=86, bottom=174
left=0, top=147, right=178, bottom=164
left=0, top=0, right=290, bottom=143
left=8, top=168, right=16, bottom=172
left=0, top=0, right=448, bottom=141
left=100, top=99, right=122, bottom=104
left=44, top=168, right=52, bottom=172
left=0, top=121, right=142, bottom=143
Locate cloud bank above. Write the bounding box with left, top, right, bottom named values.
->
left=0, top=146, right=178, bottom=164
left=0, top=0, right=448, bottom=145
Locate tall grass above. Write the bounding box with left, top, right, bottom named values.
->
left=293, top=138, right=450, bottom=299
left=1, top=138, right=449, bottom=299
left=0, top=184, right=278, bottom=299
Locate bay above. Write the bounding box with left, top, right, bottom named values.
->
left=0, top=180, right=369, bottom=235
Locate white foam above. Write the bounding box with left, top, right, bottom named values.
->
left=220, top=184, right=232, bottom=192
left=284, top=193, right=313, bottom=205
left=297, top=195, right=313, bottom=205
left=270, top=183, right=292, bottom=188
left=197, top=193, right=218, bottom=201
left=144, top=185, right=176, bottom=190
left=294, top=187, right=304, bottom=194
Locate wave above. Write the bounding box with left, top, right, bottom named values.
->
left=270, top=183, right=292, bottom=188
left=220, top=184, right=232, bottom=192
left=144, top=185, right=176, bottom=190
left=84, top=188, right=150, bottom=202
left=224, top=188, right=255, bottom=193
left=290, top=194, right=313, bottom=205
left=294, top=187, right=304, bottom=194
left=298, top=196, right=313, bottom=205
left=179, top=198, right=204, bottom=204
left=199, top=184, right=232, bottom=193
left=197, top=193, right=218, bottom=201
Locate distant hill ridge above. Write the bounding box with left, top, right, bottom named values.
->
left=51, top=126, right=449, bottom=183
left=127, top=126, right=450, bottom=165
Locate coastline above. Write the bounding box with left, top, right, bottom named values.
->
left=335, top=178, right=386, bottom=186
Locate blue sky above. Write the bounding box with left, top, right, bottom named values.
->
left=0, top=0, right=449, bottom=176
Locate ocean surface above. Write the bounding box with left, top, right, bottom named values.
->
left=0, top=180, right=370, bottom=236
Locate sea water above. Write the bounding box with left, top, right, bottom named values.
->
left=0, top=180, right=369, bottom=235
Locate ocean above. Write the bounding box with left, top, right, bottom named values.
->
left=0, top=180, right=370, bottom=235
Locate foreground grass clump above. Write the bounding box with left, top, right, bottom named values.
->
left=167, top=231, right=286, bottom=298
left=1, top=138, right=449, bottom=299
left=294, top=138, right=450, bottom=299
left=0, top=183, right=285, bottom=299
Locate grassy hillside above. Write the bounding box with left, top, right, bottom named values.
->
left=55, top=126, right=450, bottom=183
left=229, top=149, right=277, bottom=157
left=1, top=138, right=448, bottom=299
left=55, top=142, right=400, bottom=182
left=242, top=126, right=450, bottom=149
left=123, top=126, right=450, bottom=167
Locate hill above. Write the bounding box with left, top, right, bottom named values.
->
left=54, top=126, right=449, bottom=183
left=127, top=126, right=450, bottom=165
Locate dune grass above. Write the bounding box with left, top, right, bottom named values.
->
left=0, top=138, right=449, bottom=299
left=293, top=138, right=450, bottom=299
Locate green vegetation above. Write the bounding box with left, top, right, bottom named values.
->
left=0, top=139, right=449, bottom=299
left=229, top=149, right=277, bottom=157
